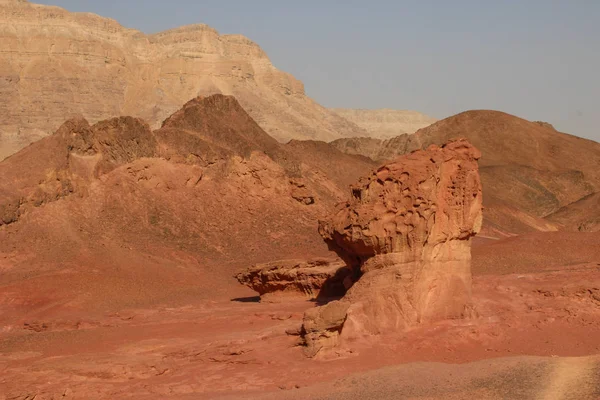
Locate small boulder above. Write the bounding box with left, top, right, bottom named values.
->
left=235, top=258, right=352, bottom=302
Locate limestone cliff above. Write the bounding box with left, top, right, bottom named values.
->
left=331, top=108, right=437, bottom=139
left=0, top=0, right=367, bottom=160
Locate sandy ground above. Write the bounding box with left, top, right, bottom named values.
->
left=244, top=355, right=600, bottom=400
left=1, top=260, right=599, bottom=399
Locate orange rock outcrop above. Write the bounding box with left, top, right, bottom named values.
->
left=302, top=139, right=483, bottom=357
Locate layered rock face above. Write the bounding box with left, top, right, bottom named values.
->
left=331, top=109, right=437, bottom=139
left=302, top=139, right=483, bottom=357
left=235, top=258, right=352, bottom=302
left=0, top=0, right=367, bottom=160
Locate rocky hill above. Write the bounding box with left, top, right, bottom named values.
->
left=331, top=110, right=600, bottom=237
left=0, top=0, right=369, bottom=160
left=0, top=94, right=376, bottom=320
left=331, top=108, right=437, bottom=139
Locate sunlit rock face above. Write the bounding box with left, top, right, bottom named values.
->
left=303, top=139, right=483, bottom=357
left=0, top=0, right=367, bottom=160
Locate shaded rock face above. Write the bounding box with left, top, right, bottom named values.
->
left=302, top=139, right=483, bottom=357
left=235, top=258, right=352, bottom=302
left=0, top=115, right=156, bottom=227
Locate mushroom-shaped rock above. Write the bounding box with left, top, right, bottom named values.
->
left=302, top=139, right=483, bottom=357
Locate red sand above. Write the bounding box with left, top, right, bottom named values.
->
left=1, top=253, right=599, bottom=399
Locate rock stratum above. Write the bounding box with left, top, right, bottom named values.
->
left=0, top=0, right=370, bottom=160
left=331, top=108, right=437, bottom=139
left=302, top=139, right=483, bottom=357
left=331, top=111, right=600, bottom=236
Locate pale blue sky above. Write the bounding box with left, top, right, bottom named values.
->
left=36, top=0, right=599, bottom=142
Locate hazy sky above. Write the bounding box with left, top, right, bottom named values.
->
left=36, top=0, right=599, bottom=142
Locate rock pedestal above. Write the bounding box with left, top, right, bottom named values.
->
left=302, top=139, right=483, bottom=357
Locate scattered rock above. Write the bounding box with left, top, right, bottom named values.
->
left=285, top=326, right=303, bottom=336
left=290, top=178, right=315, bottom=205
left=533, top=121, right=556, bottom=130
left=270, top=313, right=292, bottom=321
left=23, top=321, right=50, bottom=333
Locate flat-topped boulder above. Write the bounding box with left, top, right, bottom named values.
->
left=235, top=258, right=352, bottom=302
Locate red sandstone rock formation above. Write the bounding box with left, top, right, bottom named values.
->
left=0, top=94, right=377, bottom=322
left=302, top=139, right=483, bottom=357
left=235, top=258, right=352, bottom=302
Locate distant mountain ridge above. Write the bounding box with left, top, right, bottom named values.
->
left=331, top=108, right=437, bottom=139
left=0, top=0, right=372, bottom=160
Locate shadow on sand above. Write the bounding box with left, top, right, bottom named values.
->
left=230, top=296, right=261, bottom=303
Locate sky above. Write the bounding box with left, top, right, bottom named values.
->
left=36, top=0, right=599, bottom=142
